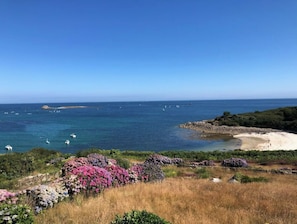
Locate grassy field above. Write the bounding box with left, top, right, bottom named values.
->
left=35, top=166, right=297, bottom=224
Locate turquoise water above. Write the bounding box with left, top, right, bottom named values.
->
left=0, top=99, right=296, bottom=154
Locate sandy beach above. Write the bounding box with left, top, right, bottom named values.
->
left=180, top=121, right=297, bottom=151
left=234, top=132, right=297, bottom=151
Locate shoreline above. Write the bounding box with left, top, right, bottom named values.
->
left=180, top=121, right=297, bottom=151
left=179, top=120, right=279, bottom=135
left=234, top=132, right=297, bottom=151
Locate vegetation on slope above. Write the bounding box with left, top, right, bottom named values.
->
left=212, top=106, right=297, bottom=132
left=1, top=148, right=297, bottom=189
left=0, top=148, right=66, bottom=189
left=35, top=172, right=297, bottom=224
left=1, top=148, right=297, bottom=224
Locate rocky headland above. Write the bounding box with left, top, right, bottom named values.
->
left=179, top=120, right=279, bottom=135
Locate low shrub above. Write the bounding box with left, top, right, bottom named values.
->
left=111, top=210, right=170, bottom=224
left=144, top=154, right=183, bottom=166
left=241, top=176, right=268, bottom=183
left=27, top=182, right=68, bottom=214
left=114, top=157, right=130, bottom=169
left=128, top=164, right=146, bottom=183
left=0, top=190, right=18, bottom=204
left=162, top=166, right=178, bottom=178
left=221, top=158, right=248, bottom=167
left=0, top=179, right=18, bottom=190
left=142, top=163, right=165, bottom=182
left=63, top=174, right=83, bottom=196
left=144, top=154, right=172, bottom=165
left=232, top=172, right=268, bottom=183
left=0, top=203, right=34, bottom=224
left=71, top=165, right=112, bottom=195
left=195, top=167, right=211, bottom=179
left=105, top=165, right=130, bottom=187
left=61, top=157, right=90, bottom=176
left=87, top=153, right=109, bottom=168
left=128, top=163, right=165, bottom=183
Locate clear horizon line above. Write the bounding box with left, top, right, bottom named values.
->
left=1, top=97, right=296, bottom=105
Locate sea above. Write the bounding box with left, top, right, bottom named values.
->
left=0, top=99, right=297, bottom=154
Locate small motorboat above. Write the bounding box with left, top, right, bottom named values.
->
left=5, top=145, right=13, bottom=150
left=65, top=140, right=70, bottom=145
left=46, top=139, right=50, bottom=144
left=70, top=133, right=77, bottom=138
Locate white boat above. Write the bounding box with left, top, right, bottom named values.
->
left=46, top=139, right=50, bottom=144
left=5, top=145, right=13, bottom=150
left=65, top=140, right=70, bottom=145
left=70, top=133, right=77, bottom=138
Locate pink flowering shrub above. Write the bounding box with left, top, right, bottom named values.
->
left=128, top=164, right=148, bottom=183
left=128, top=163, right=164, bottom=183
left=71, top=165, right=112, bottom=195
left=105, top=165, right=130, bottom=187
left=61, top=157, right=90, bottom=176
left=87, top=153, right=109, bottom=168
left=0, top=190, right=18, bottom=204
left=63, top=174, right=83, bottom=196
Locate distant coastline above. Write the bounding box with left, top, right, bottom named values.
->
left=41, top=105, right=88, bottom=110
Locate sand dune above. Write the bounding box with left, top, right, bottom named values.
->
left=234, top=132, right=297, bottom=151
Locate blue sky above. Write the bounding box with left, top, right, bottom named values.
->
left=0, top=0, right=296, bottom=103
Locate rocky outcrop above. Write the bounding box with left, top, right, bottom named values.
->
left=221, top=158, right=248, bottom=167
left=180, top=120, right=279, bottom=135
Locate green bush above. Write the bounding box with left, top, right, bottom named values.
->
left=162, top=167, right=178, bottom=178
left=233, top=172, right=268, bottom=183
left=195, top=167, right=211, bottom=179
left=0, top=148, right=64, bottom=188
left=0, top=203, right=34, bottom=224
left=214, top=106, right=297, bottom=132
left=241, top=176, right=268, bottom=183
left=111, top=210, right=170, bottom=224
left=114, top=157, right=131, bottom=169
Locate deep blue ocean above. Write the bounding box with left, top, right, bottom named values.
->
left=1, top=99, right=297, bottom=154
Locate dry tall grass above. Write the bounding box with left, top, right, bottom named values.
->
left=35, top=168, right=297, bottom=224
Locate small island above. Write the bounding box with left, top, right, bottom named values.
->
left=180, top=106, right=297, bottom=151
left=41, top=105, right=88, bottom=110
